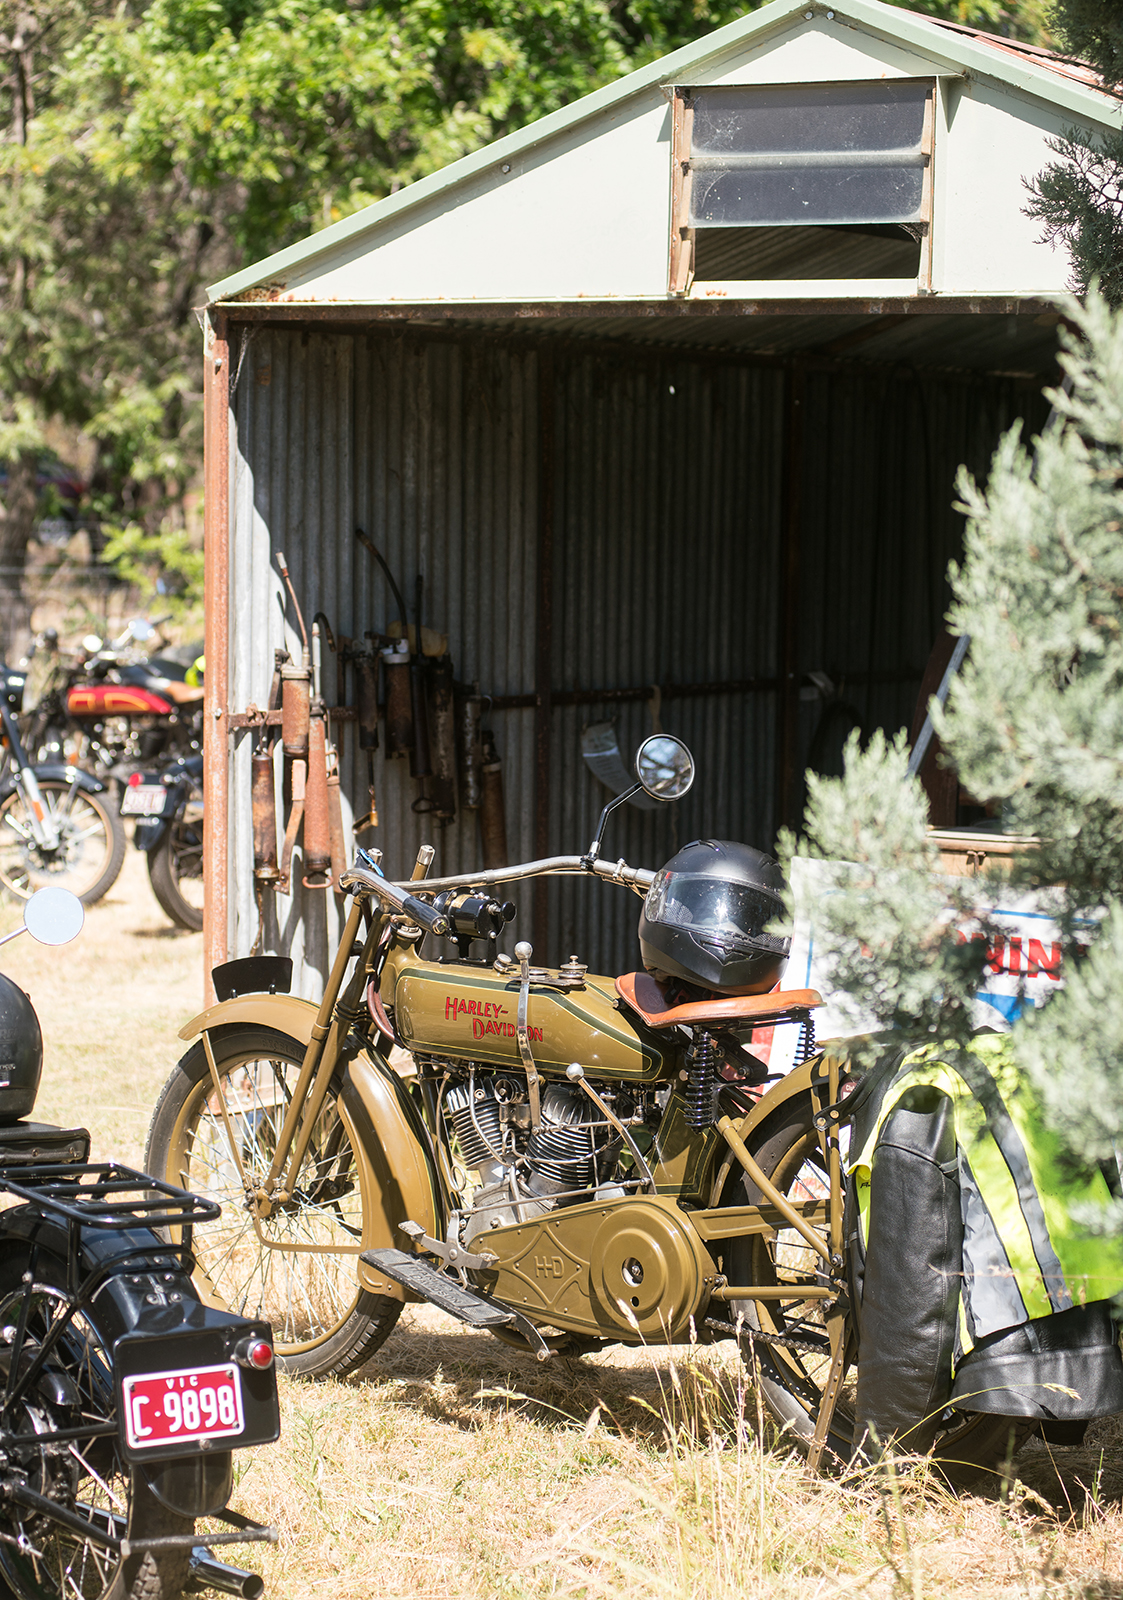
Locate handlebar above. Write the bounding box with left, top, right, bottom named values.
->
left=338, top=854, right=655, bottom=921
left=337, top=865, right=451, bottom=935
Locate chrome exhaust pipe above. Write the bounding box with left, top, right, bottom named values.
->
left=188, top=1549, right=265, bottom=1600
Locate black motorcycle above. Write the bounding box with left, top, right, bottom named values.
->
left=120, top=755, right=204, bottom=933
left=0, top=886, right=279, bottom=1599
left=0, top=677, right=125, bottom=906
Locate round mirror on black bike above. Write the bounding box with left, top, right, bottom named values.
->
left=634, top=735, right=695, bottom=801
left=23, top=886, right=85, bottom=946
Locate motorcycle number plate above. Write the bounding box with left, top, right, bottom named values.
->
left=121, top=784, right=168, bottom=817
left=121, top=1362, right=245, bottom=1450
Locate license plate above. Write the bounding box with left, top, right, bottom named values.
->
left=121, top=1362, right=245, bottom=1450
left=121, top=784, right=167, bottom=817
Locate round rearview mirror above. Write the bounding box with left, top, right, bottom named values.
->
left=23, top=887, right=84, bottom=947
left=129, top=618, right=155, bottom=643
left=634, top=735, right=695, bottom=801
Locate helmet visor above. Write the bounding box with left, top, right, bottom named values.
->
left=644, top=871, right=788, bottom=955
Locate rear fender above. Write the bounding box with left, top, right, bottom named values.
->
left=178, top=996, right=442, bottom=1302
left=0, top=764, right=107, bottom=803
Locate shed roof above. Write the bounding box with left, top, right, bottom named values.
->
left=210, top=0, right=1119, bottom=307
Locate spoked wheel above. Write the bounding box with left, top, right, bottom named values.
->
left=725, top=1091, right=1032, bottom=1482
left=0, top=1243, right=191, bottom=1600
left=145, top=1025, right=401, bottom=1379
left=146, top=790, right=203, bottom=931
left=0, top=781, right=125, bottom=905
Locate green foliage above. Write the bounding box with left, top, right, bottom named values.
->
left=800, top=294, right=1123, bottom=1201
left=1024, top=0, right=1123, bottom=301
left=99, top=522, right=205, bottom=619
left=778, top=731, right=990, bottom=1053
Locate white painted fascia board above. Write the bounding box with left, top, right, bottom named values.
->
left=208, top=0, right=1120, bottom=304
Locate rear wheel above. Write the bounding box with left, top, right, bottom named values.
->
left=0, top=780, right=125, bottom=905
left=146, top=1025, right=402, bottom=1378
left=0, top=1242, right=191, bottom=1600
left=725, top=1090, right=1032, bottom=1482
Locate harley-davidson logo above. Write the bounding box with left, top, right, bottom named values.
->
left=443, top=995, right=543, bottom=1043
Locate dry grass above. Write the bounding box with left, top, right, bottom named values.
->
left=6, top=853, right=1123, bottom=1600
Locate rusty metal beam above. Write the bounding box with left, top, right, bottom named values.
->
left=210, top=295, right=1056, bottom=323
left=203, top=309, right=230, bottom=1001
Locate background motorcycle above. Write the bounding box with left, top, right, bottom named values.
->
left=0, top=886, right=279, bottom=1600
left=121, top=755, right=204, bottom=932
left=144, top=736, right=1025, bottom=1481
left=0, top=680, right=125, bottom=905
left=21, top=621, right=203, bottom=783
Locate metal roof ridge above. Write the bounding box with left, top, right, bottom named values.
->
left=208, top=0, right=1121, bottom=304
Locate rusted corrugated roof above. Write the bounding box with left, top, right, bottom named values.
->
left=914, top=10, right=1107, bottom=92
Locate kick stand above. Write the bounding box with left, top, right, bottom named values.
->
left=807, top=1311, right=853, bottom=1472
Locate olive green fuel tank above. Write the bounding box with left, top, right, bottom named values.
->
left=382, top=949, right=672, bottom=1083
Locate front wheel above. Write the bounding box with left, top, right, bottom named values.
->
left=145, top=1025, right=402, bottom=1379
left=0, top=779, right=125, bottom=905
left=724, top=1090, right=1032, bottom=1483
left=0, top=1240, right=192, bottom=1600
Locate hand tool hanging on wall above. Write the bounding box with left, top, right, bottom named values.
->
left=352, top=633, right=381, bottom=831
left=252, top=648, right=286, bottom=885
left=409, top=573, right=433, bottom=786
left=426, top=653, right=457, bottom=825
left=355, top=528, right=415, bottom=760
left=313, top=612, right=349, bottom=889
left=276, top=552, right=313, bottom=894
left=455, top=683, right=484, bottom=811
left=302, top=620, right=333, bottom=890
left=479, top=725, right=508, bottom=868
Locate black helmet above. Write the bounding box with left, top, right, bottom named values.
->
left=638, top=840, right=790, bottom=995
left=0, top=974, right=42, bottom=1122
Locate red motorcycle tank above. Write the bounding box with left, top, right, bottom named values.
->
left=68, top=685, right=173, bottom=717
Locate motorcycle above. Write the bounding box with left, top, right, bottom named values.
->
left=143, top=735, right=1030, bottom=1478
left=0, top=679, right=126, bottom=906
left=0, top=884, right=280, bottom=1600
left=120, top=756, right=204, bottom=933
left=20, top=622, right=203, bottom=785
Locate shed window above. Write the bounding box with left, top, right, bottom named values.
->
left=670, top=80, right=934, bottom=290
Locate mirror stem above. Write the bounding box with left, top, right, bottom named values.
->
left=581, top=782, right=642, bottom=870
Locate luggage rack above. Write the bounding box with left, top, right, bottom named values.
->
left=0, top=1161, right=220, bottom=1230
left=0, top=1162, right=219, bottom=1299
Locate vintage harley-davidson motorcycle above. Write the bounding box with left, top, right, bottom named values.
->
left=0, top=887, right=280, bottom=1600
left=145, top=736, right=1031, bottom=1476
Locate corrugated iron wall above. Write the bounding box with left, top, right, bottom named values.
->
left=227, top=323, right=1047, bottom=994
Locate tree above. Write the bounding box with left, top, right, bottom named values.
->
left=1025, top=0, right=1123, bottom=303
left=785, top=291, right=1123, bottom=1229
left=1, top=0, right=1056, bottom=659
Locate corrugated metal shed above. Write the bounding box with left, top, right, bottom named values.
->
left=200, top=0, right=1083, bottom=996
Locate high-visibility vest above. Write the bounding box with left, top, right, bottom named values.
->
left=842, top=1033, right=1123, bottom=1361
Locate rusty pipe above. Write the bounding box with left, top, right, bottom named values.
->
left=479, top=727, right=508, bottom=869
left=427, top=655, right=456, bottom=822
left=281, top=663, right=311, bottom=759
left=278, top=759, right=306, bottom=894
left=382, top=642, right=412, bottom=758
left=326, top=741, right=347, bottom=891
left=302, top=708, right=331, bottom=888
left=252, top=750, right=279, bottom=880
left=456, top=685, right=483, bottom=809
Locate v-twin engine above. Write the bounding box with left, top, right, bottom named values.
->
left=445, top=1075, right=623, bottom=1246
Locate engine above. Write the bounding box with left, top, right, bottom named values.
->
left=440, top=1070, right=646, bottom=1247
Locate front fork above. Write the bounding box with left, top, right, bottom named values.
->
left=0, top=699, right=61, bottom=851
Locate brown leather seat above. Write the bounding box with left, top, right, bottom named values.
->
left=615, top=970, right=822, bottom=1031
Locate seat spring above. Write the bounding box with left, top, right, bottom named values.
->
left=685, top=1029, right=718, bottom=1130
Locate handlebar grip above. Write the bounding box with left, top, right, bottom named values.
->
left=400, top=894, right=449, bottom=937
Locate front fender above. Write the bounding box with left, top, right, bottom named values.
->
left=179, top=995, right=442, bottom=1302
left=0, top=763, right=107, bottom=803
left=177, top=992, right=319, bottom=1043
